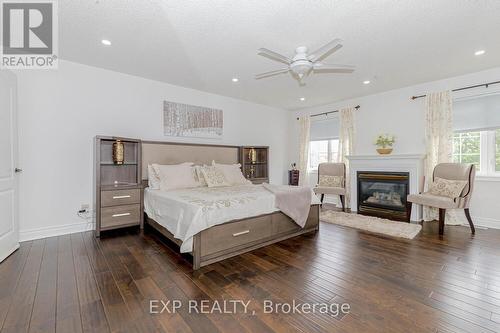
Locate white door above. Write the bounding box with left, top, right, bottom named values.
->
left=0, top=70, right=19, bottom=263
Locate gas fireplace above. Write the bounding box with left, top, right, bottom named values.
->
left=357, top=171, right=410, bottom=221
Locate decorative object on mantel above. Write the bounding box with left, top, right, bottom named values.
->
left=321, top=210, right=421, bottom=240
left=112, top=139, right=124, bottom=165
left=375, top=134, right=395, bottom=155
left=163, top=101, right=223, bottom=139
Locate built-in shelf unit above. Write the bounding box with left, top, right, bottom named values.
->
left=239, top=146, right=269, bottom=184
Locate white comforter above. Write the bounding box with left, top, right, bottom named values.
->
left=144, top=184, right=320, bottom=253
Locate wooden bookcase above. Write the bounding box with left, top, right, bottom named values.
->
left=239, top=146, right=269, bottom=184
left=94, top=136, right=143, bottom=237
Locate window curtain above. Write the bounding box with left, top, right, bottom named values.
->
left=423, top=91, right=463, bottom=224
left=298, top=116, right=311, bottom=186
left=338, top=107, right=356, bottom=207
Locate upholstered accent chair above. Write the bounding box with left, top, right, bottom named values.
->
left=313, top=163, right=346, bottom=211
left=407, top=163, right=476, bottom=235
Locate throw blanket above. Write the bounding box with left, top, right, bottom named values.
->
left=262, top=183, right=312, bottom=228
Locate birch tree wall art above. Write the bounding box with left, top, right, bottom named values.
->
left=163, top=101, right=223, bottom=139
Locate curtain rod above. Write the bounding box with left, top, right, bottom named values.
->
left=296, top=105, right=360, bottom=120
left=411, top=80, right=500, bottom=100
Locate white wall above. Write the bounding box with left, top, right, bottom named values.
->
left=15, top=60, right=290, bottom=240
left=290, top=66, right=500, bottom=227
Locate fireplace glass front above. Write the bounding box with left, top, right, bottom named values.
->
left=357, top=171, right=410, bottom=221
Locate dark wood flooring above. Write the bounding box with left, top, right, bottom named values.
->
left=2, top=209, right=500, bottom=332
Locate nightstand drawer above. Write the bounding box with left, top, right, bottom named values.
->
left=101, top=204, right=140, bottom=229
left=101, top=189, right=141, bottom=207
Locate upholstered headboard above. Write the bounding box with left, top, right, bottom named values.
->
left=141, top=141, right=240, bottom=180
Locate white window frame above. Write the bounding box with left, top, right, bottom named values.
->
left=480, top=130, right=500, bottom=179
left=454, top=129, right=500, bottom=180
left=308, top=138, right=339, bottom=172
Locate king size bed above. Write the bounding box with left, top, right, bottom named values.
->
left=141, top=141, right=320, bottom=270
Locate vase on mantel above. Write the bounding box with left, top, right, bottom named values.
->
left=376, top=148, right=393, bottom=155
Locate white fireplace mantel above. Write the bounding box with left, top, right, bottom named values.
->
left=346, top=154, right=426, bottom=220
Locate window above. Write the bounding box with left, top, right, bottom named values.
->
left=496, top=129, right=500, bottom=172
left=453, top=129, right=500, bottom=177
left=309, top=139, right=339, bottom=170
left=453, top=131, right=481, bottom=172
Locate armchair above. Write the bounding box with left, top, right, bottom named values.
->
left=313, top=163, right=346, bottom=211
left=407, top=163, right=475, bottom=235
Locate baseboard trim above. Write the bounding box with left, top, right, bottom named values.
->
left=19, top=222, right=95, bottom=242
left=470, top=216, right=500, bottom=229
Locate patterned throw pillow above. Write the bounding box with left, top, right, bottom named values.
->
left=319, top=175, right=344, bottom=187
left=428, top=177, right=467, bottom=199
left=200, top=165, right=230, bottom=187
left=194, top=166, right=208, bottom=187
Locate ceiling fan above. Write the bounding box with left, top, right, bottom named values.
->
left=255, top=38, right=355, bottom=85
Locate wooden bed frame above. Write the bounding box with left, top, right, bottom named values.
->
left=141, top=140, right=320, bottom=270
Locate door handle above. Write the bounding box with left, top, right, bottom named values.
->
left=15, top=168, right=22, bottom=173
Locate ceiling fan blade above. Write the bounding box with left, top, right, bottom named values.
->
left=255, top=68, right=290, bottom=79
left=308, top=38, right=343, bottom=62
left=313, top=63, right=355, bottom=73
left=257, top=48, right=291, bottom=65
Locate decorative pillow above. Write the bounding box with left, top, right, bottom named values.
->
left=200, top=165, right=230, bottom=187
left=193, top=166, right=208, bottom=187
left=153, top=163, right=198, bottom=191
left=319, top=175, right=343, bottom=187
left=147, top=164, right=161, bottom=189
left=428, top=177, right=467, bottom=199
left=213, top=161, right=251, bottom=185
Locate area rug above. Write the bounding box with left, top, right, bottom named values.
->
left=320, top=210, right=422, bottom=240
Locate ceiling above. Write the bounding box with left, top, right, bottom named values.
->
left=59, top=0, right=500, bottom=110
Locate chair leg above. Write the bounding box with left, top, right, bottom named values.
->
left=339, top=195, right=345, bottom=212
left=320, top=194, right=324, bottom=207
left=406, top=201, right=412, bottom=223
left=464, top=208, right=476, bottom=235
left=438, top=208, right=446, bottom=236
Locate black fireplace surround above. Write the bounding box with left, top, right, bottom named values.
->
left=357, top=171, right=410, bottom=221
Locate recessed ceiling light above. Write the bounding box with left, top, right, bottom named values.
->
left=363, top=80, right=371, bottom=85
left=300, top=97, right=305, bottom=101
left=101, top=39, right=112, bottom=46
left=475, top=50, right=485, bottom=56
left=232, top=78, right=239, bottom=82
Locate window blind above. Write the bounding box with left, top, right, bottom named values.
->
left=310, top=116, right=339, bottom=141
left=453, top=93, right=500, bottom=132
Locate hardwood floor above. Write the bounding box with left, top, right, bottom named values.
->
left=2, top=210, right=500, bottom=332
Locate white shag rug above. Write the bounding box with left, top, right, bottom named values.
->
left=321, top=210, right=422, bottom=240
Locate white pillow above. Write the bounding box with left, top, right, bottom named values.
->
left=200, top=165, right=231, bottom=187
left=153, top=163, right=198, bottom=191
left=147, top=164, right=161, bottom=189
left=213, top=161, right=251, bottom=185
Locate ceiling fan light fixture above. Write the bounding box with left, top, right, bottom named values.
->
left=255, top=38, right=354, bottom=85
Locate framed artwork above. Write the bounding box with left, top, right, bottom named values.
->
left=163, top=101, right=223, bottom=139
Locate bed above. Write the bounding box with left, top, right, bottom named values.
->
left=142, top=140, right=320, bottom=270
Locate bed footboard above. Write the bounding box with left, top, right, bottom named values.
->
left=192, top=205, right=319, bottom=270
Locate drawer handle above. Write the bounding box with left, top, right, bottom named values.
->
left=113, top=195, right=131, bottom=199
left=232, top=230, right=250, bottom=237
left=112, top=213, right=131, bottom=218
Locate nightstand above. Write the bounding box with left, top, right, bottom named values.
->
left=94, top=136, right=143, bottom=237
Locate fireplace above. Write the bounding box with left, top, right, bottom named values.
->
left=357, top=171, right=410, bottom=221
